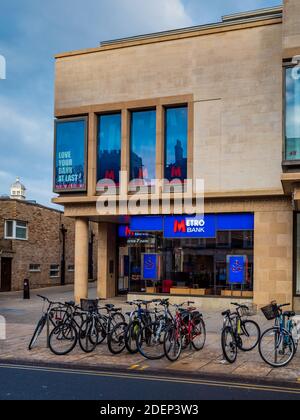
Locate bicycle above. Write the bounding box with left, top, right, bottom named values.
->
left=221, top=302, right=260, bottom=364
left=164, top=301, right=206, bottom=362
left=137, top=298, right=174, bottom=360
left=259, top=302, right=298, bottom=368
left=92, top=303, right=125, bottom=346
left=107, top=300, right=153, bottom=355
left=28, top=295, right=67, bottom=350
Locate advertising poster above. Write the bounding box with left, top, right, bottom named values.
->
left=54, top=118, right=87, bottom=192
left=227, top=255, right=248, bottom=285
left=142, top=254, right=159, bottom=281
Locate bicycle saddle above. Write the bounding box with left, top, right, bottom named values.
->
left=105, top=304, right=115, bottom=309
left=111, top=307, right=122, bottom=312
left=65, top=301, right=75, bottom=307
left=222, top=310, right=230, bottom=317
left=283, top=311, right=295, bottom=318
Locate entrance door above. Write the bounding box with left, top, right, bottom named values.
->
left=0, top=258, right=12, bottom=292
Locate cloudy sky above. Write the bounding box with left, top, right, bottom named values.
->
left=0, top=0, right=281, bottom=207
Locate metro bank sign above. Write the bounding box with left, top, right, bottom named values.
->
left=164, top=215, right=217, bottom=239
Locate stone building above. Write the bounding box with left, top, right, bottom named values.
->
left=0, top=197, right=97, bottom=292
left=52, top=1, right=300, bottom=309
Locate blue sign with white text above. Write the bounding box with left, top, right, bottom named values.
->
left=143, top=254, right=158, bottom=280
left=163, top=215, right=217, bottom=239
left=227, top=256, right=247, bottom=285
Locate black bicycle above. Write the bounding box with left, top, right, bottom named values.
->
left=221, top=303, right=261, bottom=364
left=28, top=295, right=67, bottom=350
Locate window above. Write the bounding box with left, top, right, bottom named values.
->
left=165, top=106, right=188, bottom=183
left=285, top=67, right=300, bottom=160
left=50, top=264, right=60, bottom=278
left=29, top=264, right=41, bottom=273
left=54, top=118, right=87, bottom=192
left=5, top=220, right=28, bottom=240
left=68, top=265, right=75, bottom=272
left=97, top=113, right=121, bottom=187
left=130, top=109, right=156, bottom=186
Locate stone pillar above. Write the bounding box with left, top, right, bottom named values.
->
left=97, top=223, right=117, bottom=299
left=74, top=218, right=89, bottom=303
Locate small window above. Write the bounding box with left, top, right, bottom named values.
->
left=68, top=264, right=75, bottom=272
left=29, top=264, right=41, bottom=273
left=5, top=220, right=28, bottom=240
left=50, top=264, right=60, bottom=278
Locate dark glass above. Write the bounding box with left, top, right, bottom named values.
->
left=55, top=119, right=86, bottom=191
left=130, top=110, right=156, bottom=186
left=97, top=113, right=121, bottom=186
left=165, top=106, right=188, bottom=182
left=286, top=67, right=300, bottom=160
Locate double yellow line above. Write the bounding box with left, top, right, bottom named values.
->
left=0, top=363, right=300, bottom=396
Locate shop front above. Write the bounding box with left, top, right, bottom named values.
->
left=118, top=213, right=254, bottom=299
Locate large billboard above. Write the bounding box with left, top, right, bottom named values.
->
left=54, top=117, right=87, bottom=193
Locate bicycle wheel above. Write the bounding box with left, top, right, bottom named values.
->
left=137, top=322, right=166, bottom=360
left=239, top=320, right=261, bottom=352
left=110, top=312, right=125, bottom=329
left=259, top=327, right=296, bottom=368
left=191, top=318, right=206, bottom=351
left=79, top=320, right=99, bottom=353
left=221, top=327, right=238, bottom=364
left=93, top=317, right=107, bottom=345
left=164, top=325, right=182, bottom=362
left=49, top=323, right=78, bottom=356
left=28, top=316, right=47, bottom=350
left=108, top=322, right=128, bottom=355
left=125, top=320, right=141, bottom=354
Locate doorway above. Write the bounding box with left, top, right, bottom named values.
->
left=0, top=258, right=12, bottom=292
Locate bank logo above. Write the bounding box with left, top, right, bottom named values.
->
left=0, top=55, right=6, bottom=80
left=174, top=218, right=205, bottom=234
left=0, top=316, right=6, bottom=340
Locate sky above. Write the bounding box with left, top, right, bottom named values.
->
left=0, top=0, right=281, bottom=207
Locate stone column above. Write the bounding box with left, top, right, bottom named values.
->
left=97, top=223, right=117, bottom=299
left=74, top=218, right=89, bottom=303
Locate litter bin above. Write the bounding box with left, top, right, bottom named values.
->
left=23, top=279, right=30, bottom=300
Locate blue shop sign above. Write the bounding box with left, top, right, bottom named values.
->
left=227, top=255, right=247, bottom=285
left=163, top=215, right=217, bottom=239
left=142, top=254, right=159, bottom=280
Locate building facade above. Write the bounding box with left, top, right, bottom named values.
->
left=0, top=198, right=97, bottom=292
left=53, top=1, right=300, bottom=309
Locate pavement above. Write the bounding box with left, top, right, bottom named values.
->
left=1, top=284, right=300, bottom=387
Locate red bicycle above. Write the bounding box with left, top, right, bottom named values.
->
left=163, top=301, right=206, bottom=362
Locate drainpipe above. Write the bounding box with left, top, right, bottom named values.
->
left=60, top=224, right=67, bottom=286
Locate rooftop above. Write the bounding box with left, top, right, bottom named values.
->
left=55, top=5, right=283, bottom=59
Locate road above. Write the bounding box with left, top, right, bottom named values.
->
left=0, top=364, right=300, bottom=401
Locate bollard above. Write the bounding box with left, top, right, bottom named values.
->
left=23, top=279, right=30, bottom=300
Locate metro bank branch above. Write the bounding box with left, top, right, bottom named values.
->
left=53, top=1, right=300, bottom=310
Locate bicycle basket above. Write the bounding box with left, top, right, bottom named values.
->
left=80, top=299, right=99, bottom=313
left=240, top=304, right=257, bottom=317
left=261, top=302, right=279, bottom=321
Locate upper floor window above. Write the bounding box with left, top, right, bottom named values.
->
left=97, top=113, right=121, bottom=188
left=285, top=67, right=300, bottom=161
left=5, top=220, right=28, bottom=240
left=130, top=109, right=156, bottom=187
left=54, top=117, right=87, bottom=192
left=164, top=106, right=188, bottom=183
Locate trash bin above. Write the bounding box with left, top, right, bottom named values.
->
left=23, top=279, right=30, bottom=300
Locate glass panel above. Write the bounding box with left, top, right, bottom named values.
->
left=296, top=214, right=300, bottom=295
left=165, top=106, right=188, bottom=182
left=130, top=110, right=156, bottom=186
left=97, top=113, right=121, bottom=187
left=286, top=68, right=300, bottom=160
left=5, top=221, right=13, bottom=238
left=54, top=119, right=86, bottom=191
left=16, top=227, right=27, bottom=240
